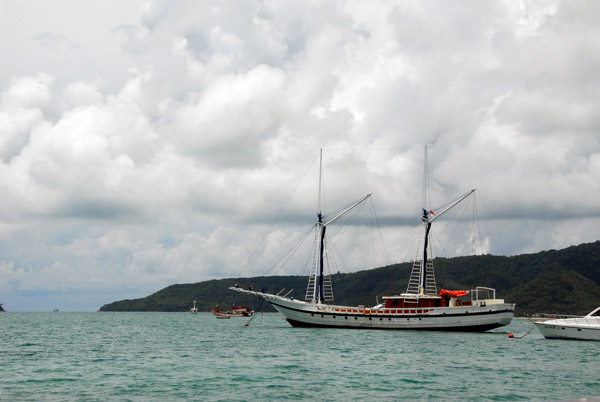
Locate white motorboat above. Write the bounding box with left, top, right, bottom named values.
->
left=534, top=307, right=600, bottom=341
left=230, top=148, right=515, bottom=331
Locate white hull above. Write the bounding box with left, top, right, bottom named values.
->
left=231, top=288, right=514, bottom=331
left=535, top=313, right=600, bottom=341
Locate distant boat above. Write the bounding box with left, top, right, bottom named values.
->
left=53, top=309, right=59, bottom=312
left=211, top=304, right=253, bottom=319
left=0, top=303, right=5, bottom=312
left=534, top=307, right=600, bottom=341
left=190, top=301, right=198, bottom=314
left=231, top=148, right=515, bottom=331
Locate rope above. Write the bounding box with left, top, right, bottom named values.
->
left=244, top=298, right=266, bottom=327
left=510, top=321, right=536, bottom=339
left=370, top=198, right=389, bottom=266
left=237, top=152, right=320, bottom=278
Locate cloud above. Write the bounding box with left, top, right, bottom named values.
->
left=1, top=74, right=54, bottom=110
left=165, top=64, right=287, bottom=167
left=1, top=0, right=600, bottom=311
left=32, top=31, right=68, bottom=48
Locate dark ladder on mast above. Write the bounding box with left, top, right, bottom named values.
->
left=305, top=249, right=334, bottom=302
left=405, top=223, right=437, bottom=303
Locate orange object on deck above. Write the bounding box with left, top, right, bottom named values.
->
left=439, top=289, right=469, bottom=297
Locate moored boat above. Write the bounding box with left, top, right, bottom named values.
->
left=534, top=308, right=600, bottom=341
left=211, top=305, right=253, bottom=319
left=230, top=149, right=515, bottom=331
left=190, top=300, right=198, bottom=314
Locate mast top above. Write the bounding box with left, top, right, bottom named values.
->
left=422, top=145, right=427, bottom=210
left=421, top=189, right=476, bottom=224
left=318, top=148, right=323, bottom=214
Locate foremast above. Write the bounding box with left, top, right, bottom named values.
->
left=305, top=149, right=372, bottom=304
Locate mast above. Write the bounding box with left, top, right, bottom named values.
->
left=318, top=213, right=326, bottom=304
left=307, top=149, right=372, bottom=304
left=421, top=145, right=428, bottom=294
left=405, top=145, right=476, bottom=298
left=417, top=189, right=476, bottom=295
left=422, top=145, right=427, bottom=211
left=421, top=220, right=432, bottom=294
left=317, top=149, right=324, bottom=303
left=318, top=148, right=323, bottom=215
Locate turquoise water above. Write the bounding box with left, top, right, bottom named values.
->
left=1, top=312, right=598, bottom=401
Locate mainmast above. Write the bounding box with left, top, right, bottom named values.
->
left=411, top=190, right=476, bottom=296
left=422, top=145, right=427, bottom=211
left=421, top=145, right=428, bottom=294
left=405, top=145, right=476, bottom=299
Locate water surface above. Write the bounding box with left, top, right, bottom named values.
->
left=1, top=312, right=598, bottom=401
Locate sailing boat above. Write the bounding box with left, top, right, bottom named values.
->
left=230, top=149, right=515, bottom=331
left=190, top=300, right=198, bottom=314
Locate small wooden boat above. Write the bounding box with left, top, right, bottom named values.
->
left=211, top=305, right=253, bottom=319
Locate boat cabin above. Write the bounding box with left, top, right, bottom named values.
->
left=383, top=295, right=443, bottom=308
left=230, top=306, right=252, bottom=315
left=382, top=287, right=502, bottom=309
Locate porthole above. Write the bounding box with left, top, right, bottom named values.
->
left=345, top=316, right=348, bottom=320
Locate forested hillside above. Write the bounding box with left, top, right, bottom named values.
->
left=99, top=241, right=600, bottom=316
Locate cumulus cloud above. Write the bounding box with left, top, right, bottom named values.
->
left=1, top=0, right=599, bottom=311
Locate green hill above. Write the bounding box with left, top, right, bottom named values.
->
left=99, top=241, right=600, bottom=316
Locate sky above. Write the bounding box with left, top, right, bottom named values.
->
left=1, top=0, right=599, bottom=311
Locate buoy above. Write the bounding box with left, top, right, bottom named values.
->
left=508, top=333, right=514, bottom=338
left=244, top=323, right=249, bottom=327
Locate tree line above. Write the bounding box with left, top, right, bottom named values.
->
left=99, top=241, right=600, bottom=316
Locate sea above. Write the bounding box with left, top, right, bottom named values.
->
left=0, top=312, right=598, bottom=401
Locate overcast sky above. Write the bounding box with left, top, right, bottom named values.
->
left=1, top=0, right=599, bottom=311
